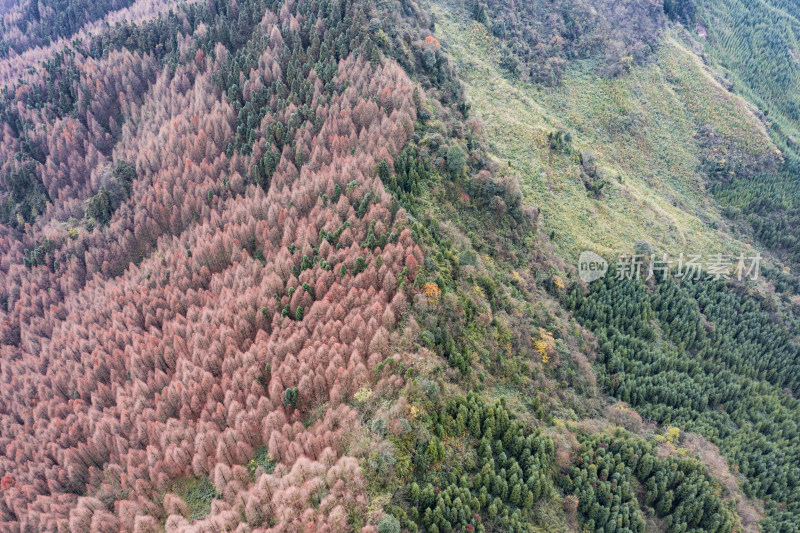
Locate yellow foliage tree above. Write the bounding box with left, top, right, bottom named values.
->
left=666, top=426, right=680, bottom=443
left=534, top=328, right=554, bottom=364
left=422, top=282, right=442, bottom=302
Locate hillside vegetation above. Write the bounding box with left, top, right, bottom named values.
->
left=0, top=0, right=800, bottom=531
left=429, top=0, right=800, bottom=530
left=432, top=1, right=779, bottom=263
left=699, top=0, right=800, bottom=151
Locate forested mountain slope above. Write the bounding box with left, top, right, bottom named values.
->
left=0, top=0, right=435, bottom=529
left=696, top=0, right=800, bottom=268
left=425, top=0, right=800, bottom=530
left=0, top=0, right=799, bottom=531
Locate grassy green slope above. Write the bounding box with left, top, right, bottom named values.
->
left=429, top=2, right=777, bottom=263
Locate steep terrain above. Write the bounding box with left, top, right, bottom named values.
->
left=0, top=0, right=799, bottom=532
left=432, top=0, right=780, bottom=262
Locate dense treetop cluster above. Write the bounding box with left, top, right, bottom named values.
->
left=569, top=272, right=800, bottom=530
left=563, top=432, right=734, bottom=533
left=0, top=0, right=436, bottom=529
left=1, top=0, right=799, bottom=531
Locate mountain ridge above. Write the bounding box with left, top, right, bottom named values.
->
left=0, top=0, right=799, bottom=531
